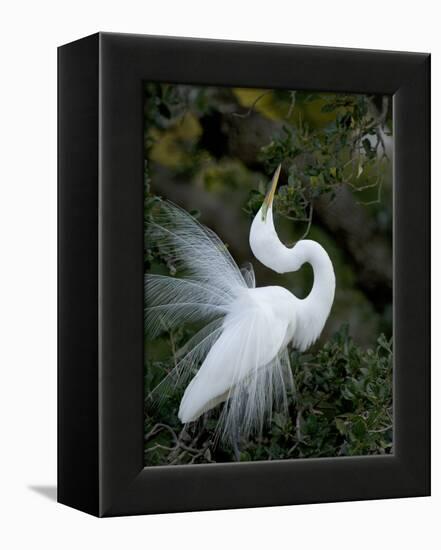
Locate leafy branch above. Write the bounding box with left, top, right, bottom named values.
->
left=244, top=94, right=391, bottom=228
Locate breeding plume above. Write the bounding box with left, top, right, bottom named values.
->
left=145, top=165, right=335, bottom=443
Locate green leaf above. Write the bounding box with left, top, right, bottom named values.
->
left=335, top=418, right=346, bottom=435
left=352, top=418, right=367, bottom=439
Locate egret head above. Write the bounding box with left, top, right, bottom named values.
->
left=260, top=163, right=281, bottom=223
left=249, top=164, right=293, bottom=273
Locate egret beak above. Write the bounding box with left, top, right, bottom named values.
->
left=261, top=164, right=281, bottom=221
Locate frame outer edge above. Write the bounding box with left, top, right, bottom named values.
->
left=393, top=54, right=431, bottom=495
left=57, top=33, right=101, bottom=517
left=89, top=33, right=430, bottom=516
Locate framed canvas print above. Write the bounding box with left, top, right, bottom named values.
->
left=58, top=32, right=430, bottom=516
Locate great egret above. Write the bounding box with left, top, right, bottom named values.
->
left=145, top=165, right=335, bottom=444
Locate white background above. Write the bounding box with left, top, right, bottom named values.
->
left=0, top=1, right=439, bottom=548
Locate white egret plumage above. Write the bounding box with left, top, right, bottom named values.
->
left=145, top=165, right=335, bottom=444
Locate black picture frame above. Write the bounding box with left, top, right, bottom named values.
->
left=58, top=32, right=430, bottom=517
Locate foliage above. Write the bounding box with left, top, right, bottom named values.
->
left=144, top=83, right=391, bottom=229
left=144, top=325, right=393, bottom=465
left=244, top=93, right=390, bottom=221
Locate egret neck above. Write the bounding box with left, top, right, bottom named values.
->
left=249, top=166, right=336, bottom=348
